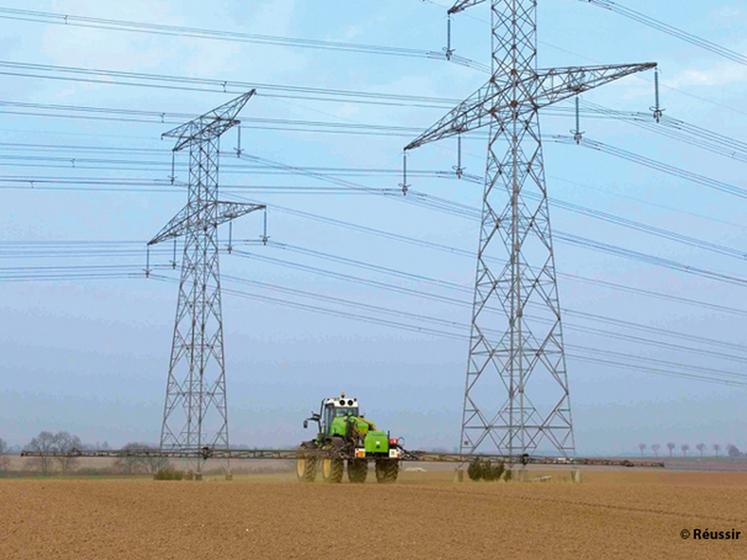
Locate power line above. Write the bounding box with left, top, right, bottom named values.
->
left=579, top=100, right=747, bottom=164
left=8, top=97, right=747, bottom=163
left=228, top=247, right=747, bottom=363
left=177, top=274, right=747, bottom=388
left=0, top=59, right=462, bottom=109
left=223, top=266, right=747, bottom=373
left=7, top=163, right=744, bottom=288
left=5, top=239, right=746, bottom=383
left=0, top=7, right=489, bottom=72
left=4, top=101, right=746, bottom=234
left=8, top=162, right=746, bottom=270
left=419, top=0, right=747, bottom=120
left=6, top=99, right=747, bottom=211
left=582, top=0, right=747, bottom=67
left=0, top=271, right=143, bottom=282
left=570, top=343, right=747, bottom=381
left=10, top=210, right=746, bottom=322
left=556, top=232, right=747, bottom=287
left=0, top=153, right=467, bottom=180
left=551, top=135, right=747, bottom=200
left=550, top=175, right=747, bottom=233
left=4, top=262, right=745, bottom=387
left=0, top=118, right=747, bottom=234
left=233, top=152, right=480, bottom=219
left=6, top=98, right=747, bottom=178
left=260, top=242, right=747, bottom=357
left=257, top=201, right=747, bottom=319
left=563, top=271, right=747, bottom=318
left=228, top=188, right=747, bottom=307
left=569, top=354, right=747, bottom=388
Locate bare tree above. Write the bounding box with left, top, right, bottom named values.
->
left=713, top=443, right=721, bottom=457
left=114, top=443, right=169, bottom=475
left=25, top=431, right=82, bottom=475
left=25, top=431, right=56, bottom=475
left=651, top=443, right=661, bottom=457
left=638, top=443, right=647, bottom=457
left=681, top=444, right=690, bottom=457
left=0, top=437, right=10, bottom=472
left=144, top=452, right=170, bottom=474
left=113, top=443, right=144, bottom=474
left=53, top=432, right=82, bottom=474
left=696, top=443, right=706, bottom=457
left=667, top=442, right=675, bottom=457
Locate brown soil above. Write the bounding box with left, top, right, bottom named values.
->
left=1, top=468, right=745, bottom=559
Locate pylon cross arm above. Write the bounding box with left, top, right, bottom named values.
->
left=148, top=201, right=265, bottom=246
left=448, top=0, right=487, bottom=15
left=404, top=62, right=655, bottom=151
left=163, top=89, right=257, bottom=151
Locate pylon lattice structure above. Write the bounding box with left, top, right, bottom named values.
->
left=149, top=91, right=264, bottom=464
left=406, top=0, right=655, bottom=458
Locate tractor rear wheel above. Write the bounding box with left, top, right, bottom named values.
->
left=296, top=455, right=317, bottom=482
left=321, top=457, right=344, bottom=483
left=375, top=459, right=399, bottom=483
left=347, top=459, right=368, bottom=483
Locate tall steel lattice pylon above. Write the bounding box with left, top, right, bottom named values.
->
left=148, top=91, right=265, bottom=469
left=406, top=0, right=655, bottom=458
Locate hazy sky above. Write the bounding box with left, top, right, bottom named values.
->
left=1, top=0, right=746, bottom=455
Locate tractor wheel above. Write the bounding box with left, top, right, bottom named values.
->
left=375, top=459, right=399, bottom=483
left=347, top=459, right=368, bottom=483
left=296, top=455, right=317, bottom=482
left=321, top=457, right=344, bottom=483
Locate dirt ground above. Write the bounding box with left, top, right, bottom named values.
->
left=1, top=468, right=745, bottom=560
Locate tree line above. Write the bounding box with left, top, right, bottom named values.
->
left=0, top=432, right=169, bottom=475
left=637, top=442, right=743, bottom=458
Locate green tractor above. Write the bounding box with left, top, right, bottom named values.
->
left=296, top=393, right=402, bottom=483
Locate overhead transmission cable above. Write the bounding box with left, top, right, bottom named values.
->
left=5, top=97, right=747, bottom=211
left=5, top=97, right=747, bottom=169
left=7, top=97, right=747, bottom=164
left=0, top=7, right=489, bottom=72
left=6, top=261, right=742, bottom=386
left=551, top=135, right=747, bottom=200
left=260, top=241, right=747, bottom=355
left=228, top=247, right=747, bottom=363
left=419, top=0, right=747, bottom=119
left=3, top=162, right=745, bottom=287
left=0, top=60, right=462, bottom=109
left=245, top=202, right=747, bottom=319
left=146, top=274, right=747, bottom=388
left=582, top=0, right=747, bottom=67
left=578, top=100, right=747, bottom=164
left=7, top=240, right=747, bottom=372
left=7, top=225, right=747, bottom=323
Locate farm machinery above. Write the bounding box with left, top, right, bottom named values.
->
left=19, top=392, right=667, bottom=480
left=296, top=393, right=403, bottom=483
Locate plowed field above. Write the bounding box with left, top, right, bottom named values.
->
left=1, top=469, right=745, bottom=559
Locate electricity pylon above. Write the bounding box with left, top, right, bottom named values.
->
left=406, top=0, right=655, bottom=458
left=149, top=91, right=264, bottom=471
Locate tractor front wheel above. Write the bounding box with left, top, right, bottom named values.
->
left=375, top=459, right=399, bottom=483
left=296, top=455, right=317, bottom=482
left=347, top=459, right=368, bottom=483
left=321, top=457, right=344, bottom=483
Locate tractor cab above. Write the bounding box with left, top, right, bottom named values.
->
left=304, top=394, right=359, bottom=436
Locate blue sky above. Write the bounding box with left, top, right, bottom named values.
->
left=1, top=0, right=746, bottom=455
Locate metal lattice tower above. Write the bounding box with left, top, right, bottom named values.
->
left=406, top=0, right=655, bottom=458
left=148, top=91, right=264, bottom=465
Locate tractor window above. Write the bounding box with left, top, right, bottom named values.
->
left=334, top=407, right=358, bottom=417
left=322, top=406, right=359, bottom=433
